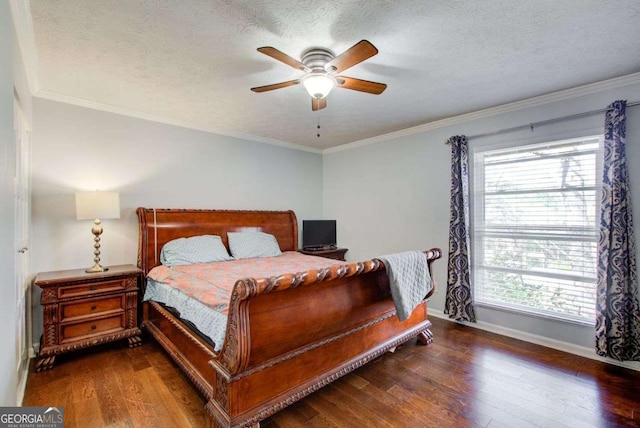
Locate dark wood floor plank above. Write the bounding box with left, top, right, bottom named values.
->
left=367, top=357, right=469, bottom=416
left=320, top=377, right=422, bottom=427
left=429, top=334, right=589, bottom=427
left=23, top=377, right=71, bottom=408
left=342, top=373, right=368, bottom=390
left=386, top=382, right=490, bottom=428
left=264, top=400, right=320, bottom=427
left=70, top=370, right=97, bottom=404
left=379, top=344, right=502, bottom=425
left=144, top=347, right=209, bottom=427
left=72, top=396, right=103, bottom=428
left=94, top=369, right=132, bottom=426
left=23, top=318, right=640, bottom=427
left=113, top=354, right=161, bottom=427
left=302, top=385, right=384, bottom=428
left=136, top=366, right=193, bottom=427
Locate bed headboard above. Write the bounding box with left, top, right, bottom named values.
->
left=136, top=208, right=298, bottom=275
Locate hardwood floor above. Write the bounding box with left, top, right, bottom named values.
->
left=23, top=317, right=640, bottom=427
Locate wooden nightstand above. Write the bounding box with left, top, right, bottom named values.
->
left=34, top=264, right=143, bottom=371
left=299, top=247, right=348, bottom=261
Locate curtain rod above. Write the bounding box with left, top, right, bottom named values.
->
left=444, top=100, right=640, bottom=144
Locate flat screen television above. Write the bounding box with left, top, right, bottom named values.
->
left=302, top=220, right=337, bottom=250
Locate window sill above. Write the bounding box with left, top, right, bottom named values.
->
left=475, top=301, right=595, bottom=327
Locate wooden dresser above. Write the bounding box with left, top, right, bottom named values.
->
left=34, top=264, right=143, bottom=371
left=299, top=247, right=348, bottom=261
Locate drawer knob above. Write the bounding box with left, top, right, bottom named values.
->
left=91, top=325, right=97, bottom=330
left=91, top=305, right=97, bottom=311
left=90, top=286, right=98, bottom=291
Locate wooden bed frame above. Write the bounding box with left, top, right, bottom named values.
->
left=137, top=208, right=441, bottom=427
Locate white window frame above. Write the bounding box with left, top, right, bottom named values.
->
left=470, top=134, right=603, bottom=325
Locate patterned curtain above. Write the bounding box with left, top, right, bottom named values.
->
left=595, top=100, right=640, bottom=361
left=444, top=135, right=476, bottom=322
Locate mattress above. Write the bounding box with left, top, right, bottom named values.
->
left=143, top=251, right=345, bottom=351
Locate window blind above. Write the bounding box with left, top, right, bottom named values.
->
left=472, top=136, right=601, bottom=323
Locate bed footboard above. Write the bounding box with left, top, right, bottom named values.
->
left=204, top=249, right=441, bottom=427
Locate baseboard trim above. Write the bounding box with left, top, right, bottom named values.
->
left=429, top=309, right=640, bottom=372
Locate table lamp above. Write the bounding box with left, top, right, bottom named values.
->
left=75, top=191, right=120, bottom=273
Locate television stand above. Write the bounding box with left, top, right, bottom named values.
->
left=299, top=247, right=348, bottom=261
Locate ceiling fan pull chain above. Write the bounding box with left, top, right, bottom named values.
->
left=317, top=115, right=321, bottom=138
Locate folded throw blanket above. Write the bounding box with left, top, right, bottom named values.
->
left=377, top=250, right=432, bottom=321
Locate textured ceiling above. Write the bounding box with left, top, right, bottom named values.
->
left=27, top=0, right=640, bottom=150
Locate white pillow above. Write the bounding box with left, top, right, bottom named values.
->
left=160, top=235, right=233, bottom=267
left=228, top=232, right=282, bottom=259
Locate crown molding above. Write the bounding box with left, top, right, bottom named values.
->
left=9, top=0, right=39, bottom=94
left=36, top=90, right=323, bottom=154
left=324, top=72, right=640, bottom=154
left=34, top=70, right=640, bottom=156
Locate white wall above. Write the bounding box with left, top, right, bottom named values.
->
left=0, top=3, right=19, bottom=405
left=324, top=80, right=640, bottom=353
left=30, top=98, right=324, bottom=342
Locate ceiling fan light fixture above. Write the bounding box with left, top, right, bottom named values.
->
left=301, top=73, right=336, bottom=99
left=252, top=41, right=384, bottom=110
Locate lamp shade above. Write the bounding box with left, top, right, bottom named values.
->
left=301, top=73, right=336, bottom=99
left=75, top=191, right=120, bottom=220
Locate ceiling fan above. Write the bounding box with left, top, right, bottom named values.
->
left=251, top=40, right=387, bottom=111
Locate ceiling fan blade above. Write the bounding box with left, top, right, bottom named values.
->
left=336, top=76, right=387, bottom=94
left=251, top=79, right=300, bottom=93
left=257, top=47, right=310, bottom=72
left=325, top=40, right=378, bottom=74
left=312, top=98, right=327, bottom=111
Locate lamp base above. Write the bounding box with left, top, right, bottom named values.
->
left=85, top=264, right=109, bottom=274
left=86, top=219, right=108, bottom=273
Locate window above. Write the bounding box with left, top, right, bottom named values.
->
left=472, top=136, right=601, bottom=324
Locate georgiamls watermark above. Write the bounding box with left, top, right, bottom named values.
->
left=0, top=407, right=64, bottom=428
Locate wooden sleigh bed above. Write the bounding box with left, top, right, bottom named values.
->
left=137, top=208, right=441, bottom=427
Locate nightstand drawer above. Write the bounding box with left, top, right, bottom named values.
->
left=61, top=314, right=126, bottom=342
left=60, top=295, right=125, bottom=322
left=58, top=278, right=127, bottom=299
